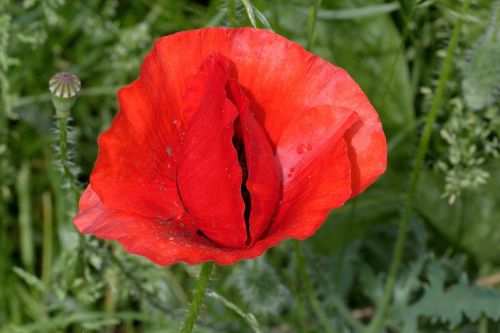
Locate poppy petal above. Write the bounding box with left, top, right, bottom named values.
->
left=75, top=185, right=281, bottom=265
left=336, top=72, right=387, bottom=196
left=176, top=55, right=247, bottom=248
left=74, top=131, right=351, bottom=267
left=153, top=27, right=386, bottom=196
left=75, top=186, right=221, bottom=265
left=226, top=138, right=352, bottom=260
left=226, top=78, right=281, bottom=245
left=264, top=107, right=358, bottom=238
left=90, top=51, right=185, bottom=220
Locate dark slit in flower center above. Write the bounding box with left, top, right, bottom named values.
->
left=232, top=122, right=252, bottom=246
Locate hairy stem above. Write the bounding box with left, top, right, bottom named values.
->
left=365, top=1, right=472, bottom=332
left=180, top=262, right=214, bottom=333
left=56, top=116, right=80, bottom=210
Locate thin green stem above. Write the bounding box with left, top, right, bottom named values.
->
left=0, top=199, right=9, bottom=319
left=165, top=269, right=189, bottom=306
left=306, top=0, right=322, bottom=51
left=289, top=262, right=308, bottom=331
left=17, top=162, right=34, bottom=272
left=227, top=0, right=238, bottom=27
left=294, top=240, right=337, bottom=333
left=104, top=256, right=118, bottom=333
left=41, top=192, right=53, bottom=287
left=180, top=262, right=214, bottom=333
left=331, top=295, right=365, bottom=332
left=57, top=116, right=80, bottom=210
left=478, top=316, right=488, bottom=333
left=365, top=1, right=472, bottom=332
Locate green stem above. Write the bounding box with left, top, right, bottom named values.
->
left=306, top=0, right=322, bottom=51
left=41, top=192, right=53, bottom=287
left=227, top=0, right=238, bottom=27
left=17, top=162, right=33, bottom=272
left=180, top=262, right=214, bottom=333
left=57, top=116, right=80, bottom=210
left=104, top=255, right=118, bottom=333
left=294, top=240, right=337, bottom=333
left=165, top=269, right=189, bottom=306
left=331, top=295, right=365, bottom=332
left=289, top=263, right=308, bottom=331
left=365, top=1, right=472, bottom=332
left=478, top=316, right=488, bottom=333
left=0, top=199, right=9, bottom=320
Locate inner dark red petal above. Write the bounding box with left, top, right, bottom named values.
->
left=176, top=53, right=281, bottom=248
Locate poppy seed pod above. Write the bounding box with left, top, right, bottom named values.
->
left=49, top=71, right=81, bottom=117
left=74, top=28, right=387, bottom=265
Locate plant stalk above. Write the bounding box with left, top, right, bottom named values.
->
left=41, top=192, right=53, bottom=287
left=56, top=116, right=80, bottom=210
left=180, top=262, right=214, bottom=333
left=17, top=162, right=33, bottom=272
left=294, top=240, right=337, bottom=333
left=306, top=0, right=322, bottom=51
left=227, top=0, right=238, bottom=27
left=365, top=0, right=472, bottom=332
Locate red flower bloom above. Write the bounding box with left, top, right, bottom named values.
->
left=74, top=27, right=386, bottom=265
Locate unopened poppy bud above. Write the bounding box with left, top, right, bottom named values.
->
left=49, top=71, right=81, bottom=117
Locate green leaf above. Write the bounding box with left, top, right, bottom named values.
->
left=241, top=0, right=258, bottom=28
left=207, top=291, right=262, bottom=333
left=415, top=165, right=500, bottom=262
left=399, top=272, right=500, bottom=332
left=232, top=257, right=290, bottom=315
left=240, top=0, right=273, bottom=30
left=315, top=2, right=400, bottom=20
left=12, top=267, right=46, bottom=294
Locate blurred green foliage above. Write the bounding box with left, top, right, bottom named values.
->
left=0, top=0, right=499, bottom=332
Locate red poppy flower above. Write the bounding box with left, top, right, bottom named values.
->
left=74, top=27, right=386, bottom=265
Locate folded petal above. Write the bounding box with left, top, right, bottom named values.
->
left=226, top=79, right=281, bottom=245
left=176, top=55, right=247, bottom=248
left=273, top=137, right=353, bottom=234
left=268, top=109, right=359, bottom=240
left=335, top=72, right=387, bottom=196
